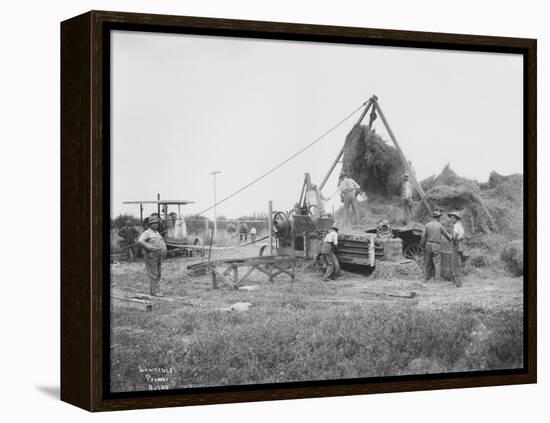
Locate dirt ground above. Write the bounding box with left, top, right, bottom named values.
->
left=109, top=246, right=523, bottom=392
left=111, top=245, right=523, bottom=312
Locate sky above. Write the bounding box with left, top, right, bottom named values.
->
left=111, top=30, right=523, bottom=220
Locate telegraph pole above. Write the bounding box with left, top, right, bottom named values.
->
left=209, top=170, right=222, bottom=240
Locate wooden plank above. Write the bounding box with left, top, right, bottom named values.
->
left=253, top=264, right=273, bottom=280
left=112, top=296, right=152, bottom=312
left=269, top=263, right=295, bottom=278
left=361, top=289, right=417, bottom=299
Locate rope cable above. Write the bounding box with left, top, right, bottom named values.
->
left=195, top=101, right=367, bottom=217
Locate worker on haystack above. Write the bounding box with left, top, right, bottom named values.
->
left=306, top=183, right=329, bottom=217
left=118, top=218, right=139, bottom=261
left=338, top=171, right=361, bottom=227
left=401, top=173, right=413, bottom=224
left=449, top=211, right=465, bottom=286
left=138, top=215, right=167, bottom=297
left=420, top=210, right=451, bottom=283
left=320, top=223, right=340, bottom=281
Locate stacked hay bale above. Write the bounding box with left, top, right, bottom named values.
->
left=379, top=238, right=403, bottom=262
left=372, top=237, right=406, bottom=279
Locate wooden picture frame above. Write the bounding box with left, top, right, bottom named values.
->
left=61, top=10, right=536, bottom=411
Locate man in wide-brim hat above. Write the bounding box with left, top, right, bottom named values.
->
left=320, top=222, right=341, bottom=281
left=420, top=210, right=451, bottom=283
left=448, top=211, right=466, bottom=286
left=138, top=215, right=168, bottom=297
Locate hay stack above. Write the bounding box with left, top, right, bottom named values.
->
left=415, top=164, right=496, bottom=235
left=421, top=164, right=480, bottom=193
left=339, top=126, right=522, bottom=239
left=480, top=172, right=523, bottom=238
left=341, top=124, right=405, bottom=197
left=415, top=185, right=496, bottom=234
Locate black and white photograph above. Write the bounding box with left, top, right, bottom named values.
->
left=108, top=29, right=525, bottom=393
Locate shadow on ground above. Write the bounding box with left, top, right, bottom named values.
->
left=36, top=386, right=59, bottom=399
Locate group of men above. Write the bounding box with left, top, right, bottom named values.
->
left=238, top=224, right=258, bottom=243
left=421, top=209, right=465, bottom=286
left=320, top=209, right=466, bottom=285
left=319, top=167, right=466, bottom=286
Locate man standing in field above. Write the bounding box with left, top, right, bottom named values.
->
left=118, top=218, right=139, bottom=261
left=338, top=172, right=361, bottom=227
left=320, top=223, right=340, bottom=281
left=401, top=173, right=413, bottom=224
left=449, top=211, right=465, bottom=287
left=138, top=216, right=167, bottom=297
left=250, top=226, right=257, bottom=242
left=420, top=210, right=451, bottom=283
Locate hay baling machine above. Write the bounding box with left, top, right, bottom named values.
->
left=270, top=174, right=424, bottom=271
left=268, top=95, right=430, bottom=270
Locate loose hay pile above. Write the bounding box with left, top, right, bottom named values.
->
left=341, top=124, right=406, bottom=197
left=415, top=164, right=496, bottom=235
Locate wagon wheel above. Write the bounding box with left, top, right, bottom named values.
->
left=404, top=244, right=424, bottom=263
left=259, top=244, right=268, bottom=257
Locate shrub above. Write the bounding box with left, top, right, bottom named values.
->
left=500, top=240, right=524, bottom=276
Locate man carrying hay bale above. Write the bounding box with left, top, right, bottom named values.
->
left=420, top=210, right=451, bottom=283
left=138, top=216, right=167, bottom=297
left=320, top=223, right=340, bottom=281
left=401, top=173, right=413, bottom=224
left=338, top=172, right=361, bottom=227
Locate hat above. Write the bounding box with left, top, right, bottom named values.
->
left=403, top=173, right=409, bottom=180
left=331, top=222, right=340, bottom=231
left=380, top=219, right=390, bottom=227
left=148, top=216, right=160, bottom=226
left=448, top=211, right=462, bottom=220
left=432, top=210, right=442, bottom=218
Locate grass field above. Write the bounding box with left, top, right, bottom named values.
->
left=110, top=252, right=523, bottom=393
